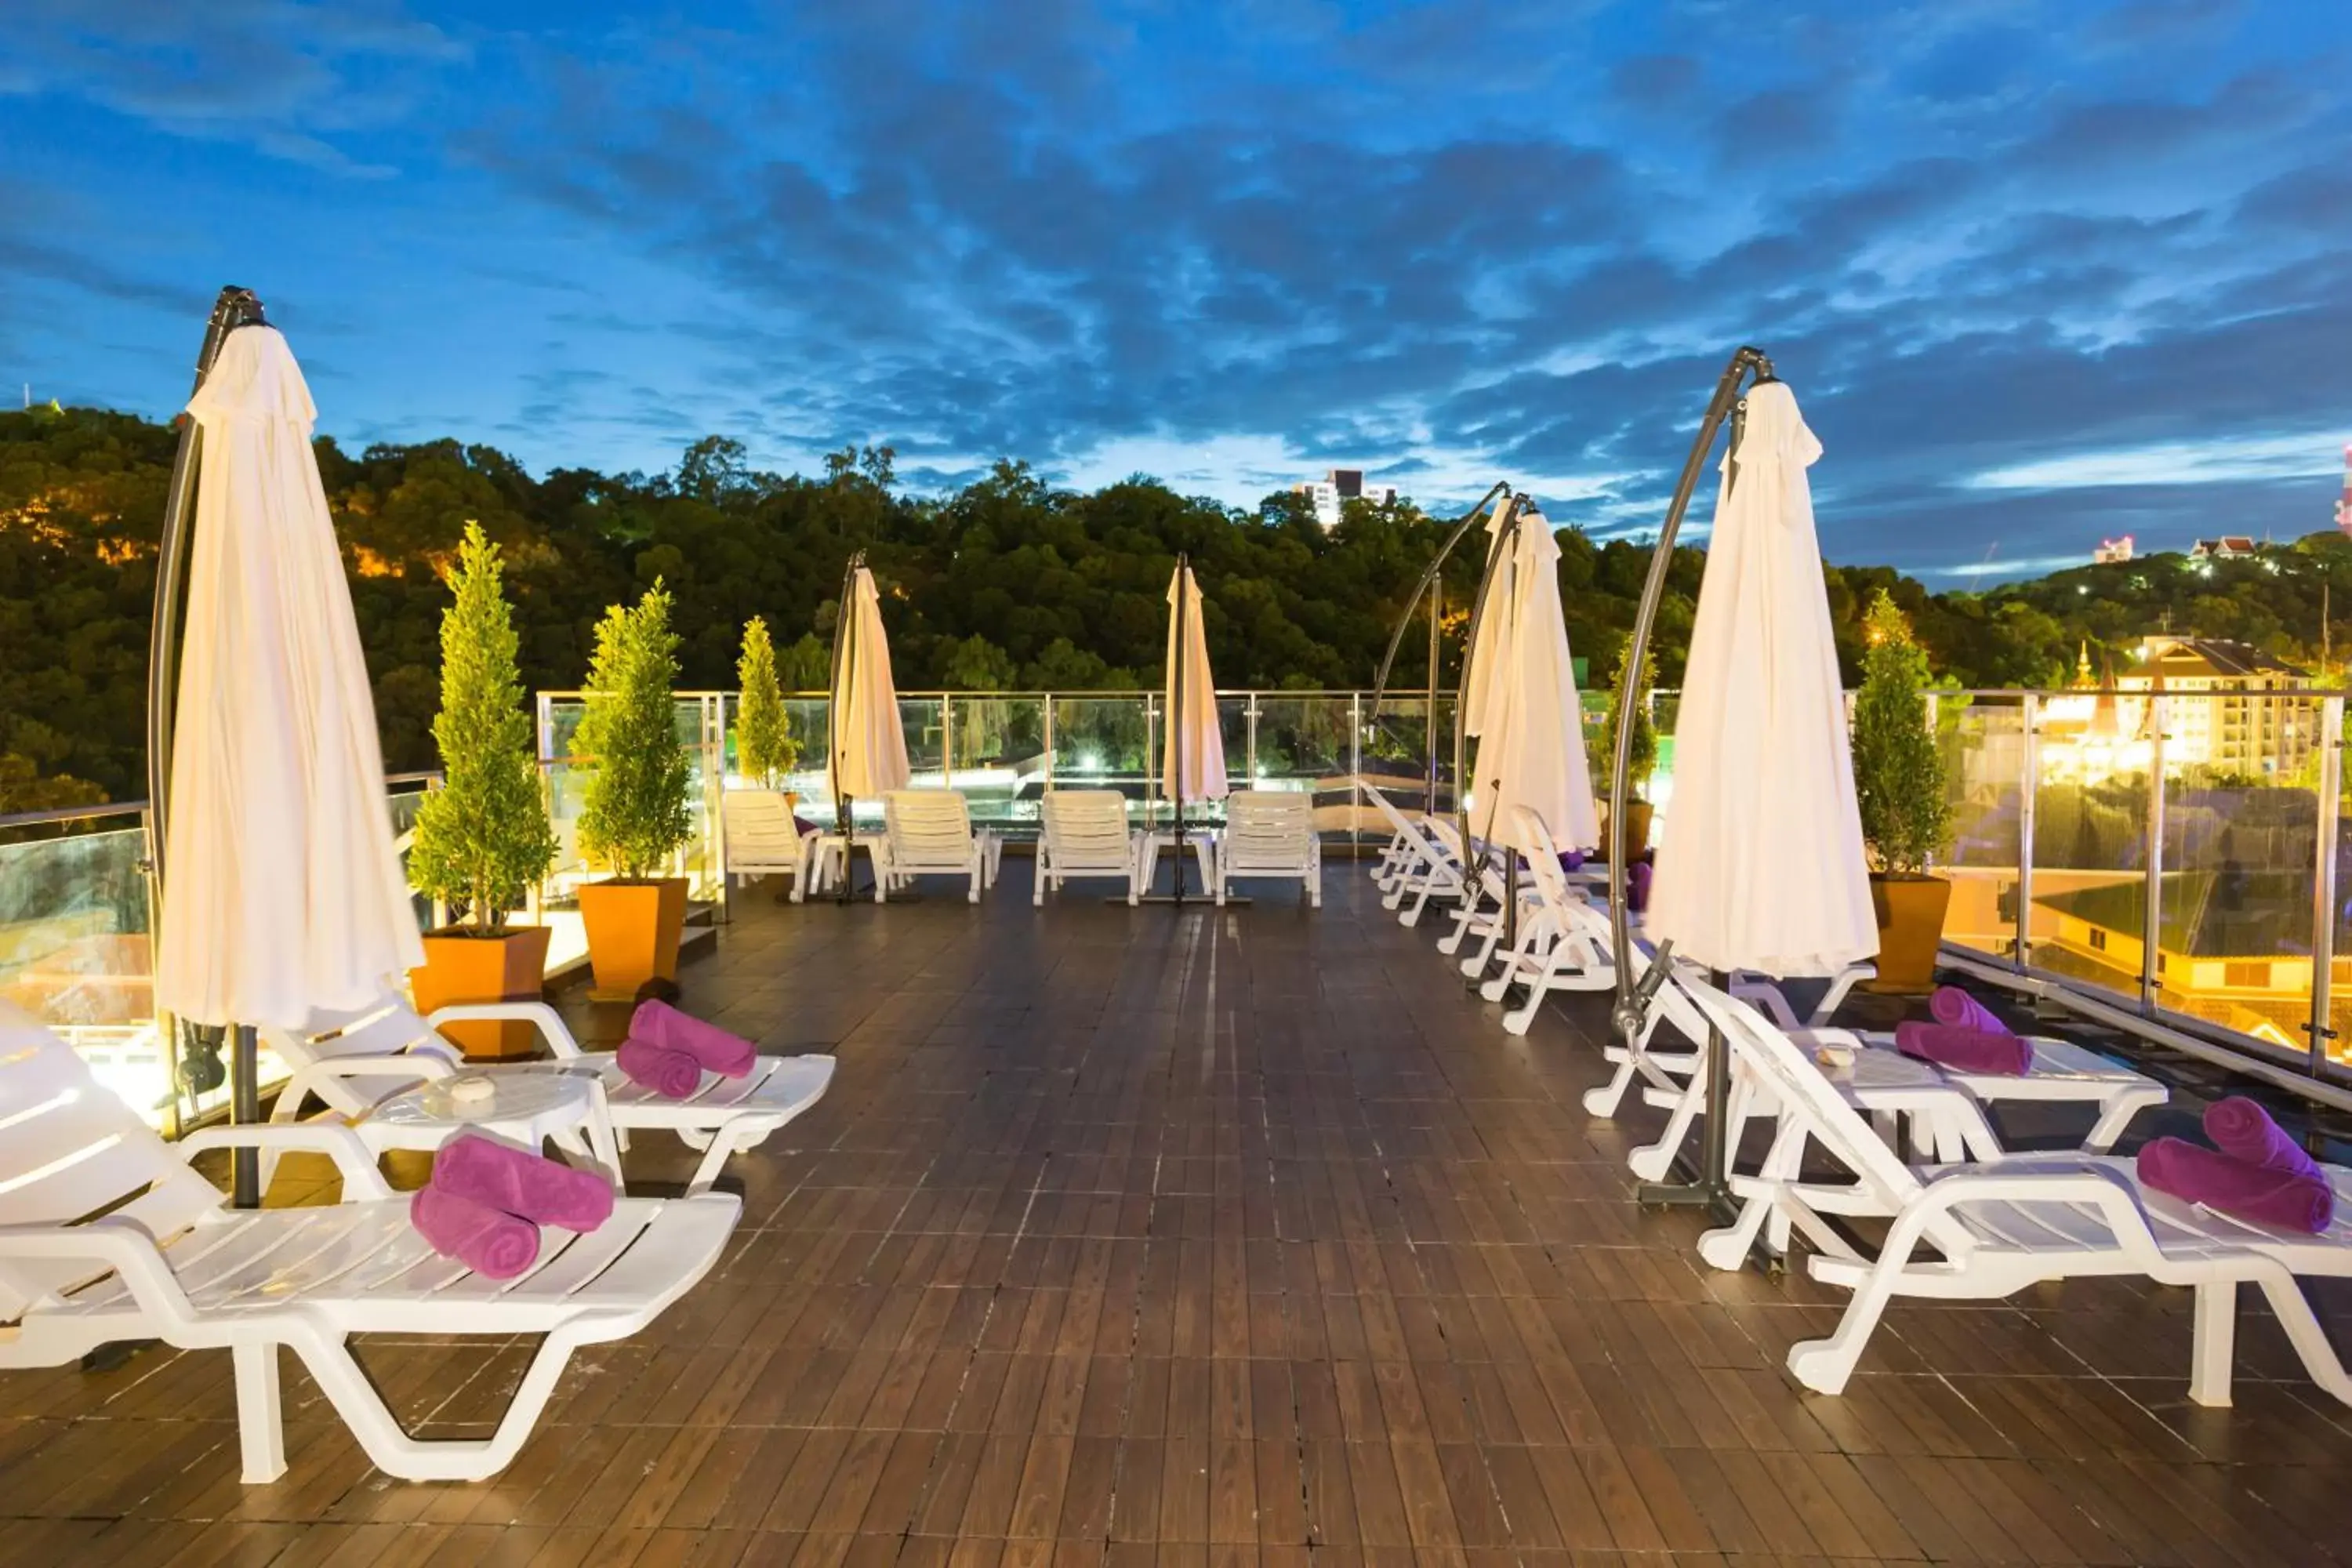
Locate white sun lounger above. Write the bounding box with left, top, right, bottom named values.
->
left=1036, top=789, right=1142, bottom=905
left=1468, top=808, right=1619, bottom=1034
left=1363, top=786, right=1465, bottom=926
left=1678, top=976, right=2352, bottom=1407
left=879, top=788, right=1001, bottom=903
left=1215, top=790, right=1321, bottom=906
left=265, top=996, right=835, bottom=1196
left=722, top=789, right=818, bottom=902
left=0, top=1004, right=739, bottom=1483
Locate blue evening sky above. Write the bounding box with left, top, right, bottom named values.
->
left=3, top=0, right=2348, bottom=579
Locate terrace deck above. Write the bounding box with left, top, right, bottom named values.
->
left=5, top=861, right=2351, bottom=1566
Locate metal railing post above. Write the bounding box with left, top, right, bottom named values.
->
left=2310, top=696, right=2343, bottom=1074
left=1042, top=693, right=1056, bottom=795
left=2017, top=692, right=2038, bottom=972
left=2141, top=695, right=2169, bottom=1014
left=1246, top=692, right=1261, bottom=786
left=940, top=692, right=954, bottom=786
left=1349, top=692, right=1363, bottom=850
left=1145, top=691, right=1159, bottom=828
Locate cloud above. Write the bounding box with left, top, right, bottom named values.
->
left=5, top=0, right=2349, bottom=583
left=1968, top=432, right=2349, bottom=491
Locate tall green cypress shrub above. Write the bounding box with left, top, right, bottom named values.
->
left=577, top=581, right=694, bottom=880
left=409, top=522, right=557, bottom=934
left=736, top=616, right=797, bottom=789
left=1851, top=590, right=1953, bottom=877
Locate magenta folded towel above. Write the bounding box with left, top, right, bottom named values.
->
left=1627, top=859, right=1652, bottom=913
left=1894, top=1019, right=2034, bottom=1076
left=1558, top=850, right=1586, bottom=873
left=2205, top=1096, right=2322, bottom=1181
left=631, top=998, right=755, bottom=1078
left=410, top=1184, right=540, bottom=1279
left=793, top=814, right=820, bottom=837
left=1929, top=985, right=2006, bottom=1035
left=617, top=1036, right=702, bottom=1100
left=2138, top=1136, right=2336, bottom=1234
left=431, top=1132, right=615, bottom=1232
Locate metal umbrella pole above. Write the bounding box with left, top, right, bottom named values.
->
left=145, top=284, right=271, bottom=1208
left=830, top=551, right=863, bottom=904
left=1367, top=481, right=1515, bottom=909
left=1607, top=345, right=1777, bottom=1221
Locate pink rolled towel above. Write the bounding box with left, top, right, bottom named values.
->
left=630, top=998, right=755, bottom=1078
left=618, top=1036, right=702, bottom=1100
left=1894, top=1019, right=2034, bottom=1076
left=411, top=1185, right=540, bottom=1279
left=1929, top=985, right=2006, bottom=1035
left=2138, top=1136, right=2336, bottom=1234
left=431, top=1132, right=615, bottom=1233
left=2205, top=1096, right=2322, bottom=1181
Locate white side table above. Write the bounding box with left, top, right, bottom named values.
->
left=363, top=1069, right=619, bottom=1180
left=1136, top=828, right=1218, bottom=898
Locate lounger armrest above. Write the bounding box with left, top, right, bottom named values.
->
left=0, top=1218, right=193, bottom=1323
left=427, top=1001, right=585, bottom=1061
left=176, top=1124, right=395, bottom=1202
left=1901, top=1166, right=2161, bottom=1256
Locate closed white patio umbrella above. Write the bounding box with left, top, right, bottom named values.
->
left=1644, top=379, right=1877, bottom=978
left=1469, top=510, right=1601, bottom=858
left=1161, top=558, right=1228, bottom=808
left=1153, top=556, right=1227, bottom=902
left=826, top=557, right=909, bottom=898
left=153, top=320, right=423, bottom=1142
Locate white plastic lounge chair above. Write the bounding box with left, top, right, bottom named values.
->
left=723, top=789, right=816, bottom=903
left=1472, top=808, right=1617, bottom=1034
left=1214, top=789, right=1321, bottom=906
left=264, top=996, right=835, bottom=1196
left=1728, top=963, right=1875, bottom=1031
left=878, top=789, right=1001, bottom=903
left=1035, top=789, right=1142, bottom=905
left=0, top=1004, right=740, bottom=1483
left=1682, top=979, right=2352, bottom=1407
left=1363, top=786, right=1465, bottom=926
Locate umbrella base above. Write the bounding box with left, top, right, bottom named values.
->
left=1633, top=1177, right=1738, bottom=1224
left=1125, top=895, right=1252, bottom=906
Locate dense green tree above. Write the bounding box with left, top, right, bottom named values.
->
left=4, top=403, right=2339, bottom=811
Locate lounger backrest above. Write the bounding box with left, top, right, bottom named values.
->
left=723, top=789, right=805, bottom=873
left=1510, top=807, right=1578, bottom=913
left=0, top=1003, right=222, bottom=1318
left=1223, top=791, right=1314, bottom=864
left=884, top=789, right=976, bottom=865
left=1370, top=786, right=1453, bottom=868
left=262, top=994, right=443, bottom=1074
left=1041, top=789, right=1132, bottom=869
left=1668, top=972, right=1975, bottom=1258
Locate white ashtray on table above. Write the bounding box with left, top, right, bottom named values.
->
left=361, top=1069, right=620, bottom=1180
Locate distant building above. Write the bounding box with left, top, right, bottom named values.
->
left=2190, top=536, right=2258, bottom=561
left=2093, top=535, right=2135, bottom=564
left=2120, top=636, right=2313, bottom=778
left=2336, top=444, right=2351, bottom=538
left=1294, top=469, right=1397, bottom=531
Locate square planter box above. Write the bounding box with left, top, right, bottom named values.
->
left=579, top=877, right=691, bottom=1002
left=410, top=924, right=553, bottom=1060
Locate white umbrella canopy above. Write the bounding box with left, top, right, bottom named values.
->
left=830, top=564, right=910, bottom=800
left=1644, top=380, right=1878, bottom=978
left=1460, top=493, right=1520, bottom=740
left=1470, top=512, right=1601, bottom=856
left=154, top=325, right=423, bottom=1032
left=1161, top=561, right=1229, bottom=805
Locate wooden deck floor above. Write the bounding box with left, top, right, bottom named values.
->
left=6, top=860, right=2352, bottom=1566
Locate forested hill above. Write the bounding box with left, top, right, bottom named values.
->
left=4, top=403, right=2346, bottom=809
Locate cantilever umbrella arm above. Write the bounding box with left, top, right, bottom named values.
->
left=143, top=285, right=270, bottom=1189
left=1605, top=344, right=1777, bottom=1225
left=1367, top=481, right=1521, bottom=889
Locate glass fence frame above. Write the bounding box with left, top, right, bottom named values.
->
left=11, top=684, right=2351, bottom=1139
left=1932, top=687, right=2347, bottom=1085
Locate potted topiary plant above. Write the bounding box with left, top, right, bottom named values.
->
left=408, top=523, right=560, bottom=1058
left=1599, top=651, right=1659, bottom=860
left=575, top=579, right=695, bottom=1000
left=735, top=615, right=799, bottom=799
left=1852, top=589, right=1956, bottom=990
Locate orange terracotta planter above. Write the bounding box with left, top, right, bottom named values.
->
left=1867, top=873, right=1954, bottom=993
left=409, top=924, right=553, bottom=1060
left=579, top=877, right=691, bottom=1001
